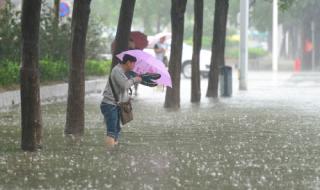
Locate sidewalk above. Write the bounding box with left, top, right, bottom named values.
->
left=0, top=79, right=106, bottom=110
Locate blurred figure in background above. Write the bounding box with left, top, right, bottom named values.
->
left=154, top=36, right=168, bottom=67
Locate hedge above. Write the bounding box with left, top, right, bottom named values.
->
left=0, top=60, right=20, bottom=86
left=226, top=47, right=268, bottom=59
left=0, top=59, right=111, bottom=87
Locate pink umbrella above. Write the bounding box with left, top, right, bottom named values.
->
left=117, top=50, right=172, bottom=88
left=147, top=32, right=171, bottom=48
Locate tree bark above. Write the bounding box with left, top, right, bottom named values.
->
left=143, top=13, right=152, bottom=34
left=20, top=0, right=42, bottom=151
left=287, top=26, right=295, bottom=59
left=315, top=20, right=320, bottom=69
left=111, top=0, right=136, bottom=68
left=53, top=0, right=60, bottom=60
left=267, top=30, right=272, bottom=53
left=156, top=14, right=161, bottom=33
left=54, top=0, right=60, bottom=27
left=206, top=0, right=229, bottom=98
left=280, top=25, right=288, bottom=58
left=164, top=0, right=187, bottom=109
left=191, top=0, right=203, bottom=103
left=65, top=0, right=91, bottom=136
left=290, top=25, right=301, bottom=59
left=301, top=20, right=312, bottom=70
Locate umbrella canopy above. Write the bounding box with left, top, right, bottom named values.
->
left=130, top=31, right=148, bottom=50
left=117, top=50, right=172, bottom=88
left=147, top=32, right=171, bottom=48
left=111, top=31, right=148, bottom=53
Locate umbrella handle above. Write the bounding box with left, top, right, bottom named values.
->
left=127, top=71, right=138, bottom=78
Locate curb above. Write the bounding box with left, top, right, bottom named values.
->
left=0, top=79, right=106, bottom=111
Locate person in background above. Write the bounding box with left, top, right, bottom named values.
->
left=100, top=54, right=142, bottom=148
left=154, top=36, right=168, bottom=66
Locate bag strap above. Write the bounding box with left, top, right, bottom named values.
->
left=109, top=73, right=134, bottom=103
left=108, top=76, right=119, bottom=103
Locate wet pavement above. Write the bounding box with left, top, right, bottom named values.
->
left=0, top=71, right=320, bottom=189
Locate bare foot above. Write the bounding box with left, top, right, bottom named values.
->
left=105, top=136, right=116, bottom=149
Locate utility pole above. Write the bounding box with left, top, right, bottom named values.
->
left=239, top=0, right=248, bottom=90
left=272, top=0, right=278, bottom=72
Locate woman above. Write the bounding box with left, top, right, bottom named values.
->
left=100, top=54, right=142, bottom=148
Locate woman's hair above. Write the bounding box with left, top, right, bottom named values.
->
left=122, top=54, right=137, bottom=64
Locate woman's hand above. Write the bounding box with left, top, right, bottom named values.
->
left=134, top=76, right=142, bottom=83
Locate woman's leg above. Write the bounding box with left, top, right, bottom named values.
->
left=100, top=103, right=119, bottom=148
left=114, top=107, right=121, bottom=145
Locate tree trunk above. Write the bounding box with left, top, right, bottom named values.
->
left=191, top=0, right=203, bottom=103
left=314, top=20, right=320, bottom=69
left=206, top=0, right=229, bottom=98
left=291, top=25, right=301, bottom=59
left=65, top=0, right=91, bottom=136
left=20, top=0, right=42, bottom=151
left=54, top=0, right=60, bottom=27
left=267, top=30, right=272, bottom=52
left=143, top=13, right=152, bottom=34
left=288, top=26, right=295, bottom=59
left=301, top=21, right=312, bottom=70
left=280, top=25, right=288, bottom=58
left=164, top=0, right=187, bottom=109
left=53, top=0, right=60, bottom=59
left=111, top=0, right=136, bottom=68
left=156, top=14, right=161, bottom=33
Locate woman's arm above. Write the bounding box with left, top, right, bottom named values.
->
left=112, top=69, right=141, bottom=90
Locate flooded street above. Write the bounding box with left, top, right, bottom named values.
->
left=1, top=72, right=320, bottom=189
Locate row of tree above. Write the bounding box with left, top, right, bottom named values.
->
left=0, top=0, right=107, bottom=63
left=19, top=0, right=229, bottom=151
left=20, top=0, right=294, bottom=151
left=20, top=0, right=92, bottom=151
left=280, top=0, right=320, bottom=69
left=249, top=0, right=319, bottom=69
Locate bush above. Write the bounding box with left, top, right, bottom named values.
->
left=0, top=1, right=119, bottom=88
left=0, top=60, right=20, bottom=86
left=249, top=48, right=268, bottom=59
left=39, top=59, right=68, bottom=81
left=39, top=59, right=111, bottom=81
left=225, top=47, right=239, bottom=59
left=226, top=36, right=239, bottom=47
left=0, top=58, right=111, bottom=87
left=86, top=18, right=109, bottom=59
left=1, top=2, right=108, bottom=63
left=85, top=60, right=111, bottom=76
left=201, top=36, right=212, bottom=50
left=0, top=1, right=21, bottom=63
left=184, top=36, right=212, bottom=50
left=185, top=35, right=239, bottom=50
left=226, top=47, right=268, bottom=59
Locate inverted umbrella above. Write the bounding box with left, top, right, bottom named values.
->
left=117, top=50, right=172, bottom=88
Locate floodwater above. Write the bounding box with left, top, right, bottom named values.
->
left=0, top=72, right=320, bottom=189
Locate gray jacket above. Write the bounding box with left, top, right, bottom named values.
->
left=102, top=64, right=139, bottom=105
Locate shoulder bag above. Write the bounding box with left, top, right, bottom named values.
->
left=109, top=77, right=133, bottom=125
